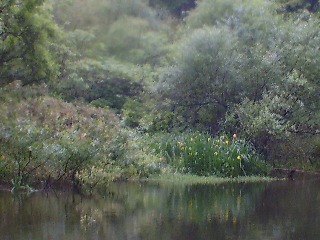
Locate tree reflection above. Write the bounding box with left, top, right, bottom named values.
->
left=1, top=181, right=320, bottom=239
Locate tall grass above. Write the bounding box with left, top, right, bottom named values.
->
left=148, top=132, right=269, bottom=177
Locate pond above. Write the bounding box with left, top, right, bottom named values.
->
left=1, top=180, right=320, bottom=240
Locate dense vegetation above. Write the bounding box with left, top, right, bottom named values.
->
left=1, top=0, right=319, bottom=191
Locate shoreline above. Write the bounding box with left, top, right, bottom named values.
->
left=2, top=168, right=320, bottom=192
left=0, top=174, right=276, bottom=192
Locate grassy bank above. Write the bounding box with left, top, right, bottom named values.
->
left=145, top=173, right=277, bottom=186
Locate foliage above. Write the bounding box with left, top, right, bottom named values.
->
left=223, top=70, right=319, bottom=165
left=159, top=1, right=285, bottom=130
left=122, top=99, right=145, bottom=128
left=0, top=0, right=59, bottom=85
left=52, top=57, right=145, bottom=111
left=160, top=27, right=240, bottom=130
left=51, top=0, right=170, bottom=64
left=186, top=0, right=238, bottom=28
left=121, top=131, right=167, bottom=178
left=104, top=16, right=168, bottom=64
left=225, top=69, right=316, bottom=135
left=157, top=0, right=320, bottom=169
left=49, top=0, right=170, bottom=116
left=149, top=0, right=196, bottom=16
left=0, top=83, right=127, bottom=187
left=144, top=132, right=269, bottom=177
left=52, top=0, right=158, bottom=30
left=275, top=0, right=319, bottom=13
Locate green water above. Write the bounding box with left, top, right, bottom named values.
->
left=1, top=180, right=320, bottom=240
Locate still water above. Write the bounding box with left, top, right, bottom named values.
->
left=1, top=180, right=320, bottom=240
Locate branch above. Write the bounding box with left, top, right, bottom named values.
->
left=21, top=150, right=32, bottom=174
left=177, top=98, right=228, bottom=109
left=288, top=126, right=320, bottom=135
left=26, top=163, right=43, bottom=177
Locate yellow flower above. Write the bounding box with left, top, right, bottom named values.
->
left=233, top=133, right=237, bottom=138
left=237, top=155, right=241, bottom=160
left=214, top=145, right=219, bottom=148
left=177, top=141, right=184, bottom=147
left=225, top=140, right=229, bottom=145
left=232, top=216, right=237, bottom=225
left=214, top=152, right=218, bottom=156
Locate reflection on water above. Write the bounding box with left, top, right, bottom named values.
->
left=1, top=180, right=320, bottom=240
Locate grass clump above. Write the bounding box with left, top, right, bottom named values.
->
left=145, top=131, right=270, bottom=178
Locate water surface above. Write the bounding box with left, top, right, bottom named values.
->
left=1, top=180, right=320, bottom=240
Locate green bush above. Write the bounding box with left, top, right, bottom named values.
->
left=121, top=131, right=166, bottom=177
left=0, top=83, right=127, bottom=188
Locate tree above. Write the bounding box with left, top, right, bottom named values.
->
left=160, top=27, right=240, bottom=131
left=0, top=0, right=59, bottom=85
left=159, top=0, right=282, bottom=131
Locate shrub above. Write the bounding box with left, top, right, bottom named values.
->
left=121, top=131, right=166, bottom=177
left=0, top=83, right=126, bottom=188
